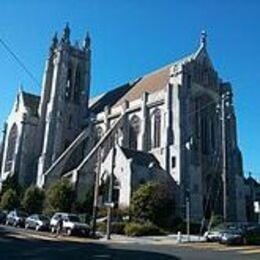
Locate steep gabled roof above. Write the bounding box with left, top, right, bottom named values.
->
left=90, top=33, right=212, bottom=114
left=21, top=91, right=40, bottom=117
left=120, top=147, right=161, bottom=169
left=90, top=81, right=138, bottom=114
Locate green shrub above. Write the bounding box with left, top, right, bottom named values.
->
left=209, top=214, right=223, bottom=228
left=124, top=222, right=164, bottom=237
left=130, top=182, right=175, bottom=229
left=44, top=179, right=74, bottom=213
left=22, top=186, right=45, bottom=214
left=0, top=188, right=19, bottom=210
left=174, top=221, right=201, bottom=234
left=97, top=221, right=126, bottom=234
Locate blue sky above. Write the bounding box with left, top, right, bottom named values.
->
left=0, top=0, right=259, bottom=179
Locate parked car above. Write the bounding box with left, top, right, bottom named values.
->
left=6, top=210, right=28, bottom=227
left=204, top=222, right=245, bottom=242
left=0, top=210, right=8, bottom=224
left=25, top=214, right=50, bottom=231
left=220, top=225, right=260, bottom=245
left=50, top=212, right=90, bottom=236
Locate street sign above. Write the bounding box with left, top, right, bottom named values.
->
left=254, top=201, right=260, bottom=213
left=104, top=202, right=115, bottom=208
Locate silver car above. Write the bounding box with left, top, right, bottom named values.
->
left=25, top=214, right=50, bottom=231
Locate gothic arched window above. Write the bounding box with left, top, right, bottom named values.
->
left=153, top=109, right=161, bottom=148
left=74, top=66, right=81, bottom=103
left=5, top=124, right=18, bottom=172
left=96, top=126, right=104, bottom=143
left=129, top=115, right=140, bottom=150
left=65, top=66, right=73, bottom=101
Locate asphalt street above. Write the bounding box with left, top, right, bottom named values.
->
left=0, top=225, right=259, bottom=260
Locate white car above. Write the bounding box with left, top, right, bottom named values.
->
left=50, top=212, right=90, bottom=236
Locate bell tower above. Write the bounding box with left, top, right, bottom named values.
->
left=37, top=24, right=91, bottom=187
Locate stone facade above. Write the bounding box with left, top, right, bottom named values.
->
left=0, top=27, right=246, bottom=222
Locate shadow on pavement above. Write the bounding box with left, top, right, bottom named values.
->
left=0, top=226, right=179, bottom=260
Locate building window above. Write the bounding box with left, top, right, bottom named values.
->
left=96, top=126, right=103, bottom=143
left=74, top=65, right=81, bottom=103
left=153, top=109, right=161, bottom=148
left=5, top=124, right=18, bottom=172
left=210, top=120, right=215, bottom=151
left=65, top=67, right=73, bottom=100
left=172, top=156, right=176, bottom=168
left=129, top=115, right=140, bottom=150
left=201, top=117, right=209, bottom=154
left=193, top=184, right=199, bottom=194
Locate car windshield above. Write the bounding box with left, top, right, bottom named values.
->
left=68, top=215, right=80, bottom=222
left=211, top=223, right=241, bottom=232
left=224, top=228, right=243, bottom=234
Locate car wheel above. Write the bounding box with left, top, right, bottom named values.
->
left=66, top=228, right=72, bottom=236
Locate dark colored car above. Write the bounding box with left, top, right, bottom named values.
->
left=204, top=222, right=257, bottom=242
left=0, top=210, right=8, bottom=224
left=6, top=210, right=28, bottom=227
left=220, top=225, right=260, bottom=245
left=204, top=223, right=239, bottom=242
left=25, top=214, right=50, bottom=231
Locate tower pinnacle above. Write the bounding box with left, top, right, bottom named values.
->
left=61, top=23, right=70, bottom=44
left=200, top=30, right=207, bottom=48
left=50, top=32, right=58, bottom=53
left=83, top=32, right=91, bottom=50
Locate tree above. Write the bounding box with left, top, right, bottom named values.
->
left=1, top=175, right=22, bottom=196
left=0, top=188, right=19, bottom=210
left=130, top=182, right=175, bottom=229
left=22, top=186, right=45, bottom=214
left=72, top=187, right=94, bottom=214
left=45, top=179, right=74, bottom=213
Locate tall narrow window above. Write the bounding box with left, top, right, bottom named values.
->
left=201, top=117, right=209, bottom=154
left=129, top=115, right=140, bottom=150
left=5, top=124, right=18, bottom=172
left=65, top=67, right=73, bottom=101
left=74, top=66, right=81, bottom=103
left=153, top=109, right=161, bottom=148
left=96, top=126, right=103, bottom=143
left=210, top=120, right=215, bottom=151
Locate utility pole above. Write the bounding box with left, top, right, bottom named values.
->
left=106, top=147, right=116, bottom=240
left=221, top=92, right=227, bottom=223
left=186, top=193, right=190, bottom=242
left=91, top=146, right=102, bottom=237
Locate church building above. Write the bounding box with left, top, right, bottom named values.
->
left=0, top=25, right=246, bottom=222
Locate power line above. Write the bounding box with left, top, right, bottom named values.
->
left=0, top=37, right=41, bottom=87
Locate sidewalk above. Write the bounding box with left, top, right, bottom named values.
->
left=100, top=234, right=206, bottom=245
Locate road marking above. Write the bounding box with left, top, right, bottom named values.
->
left=215, top=246, right=255, bottom=251
left=239, top=248, right=260, bottom=254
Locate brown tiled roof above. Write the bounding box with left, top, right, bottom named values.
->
left=114, top=65, right=172, bottom=107
left=90, top=52, right=196, bottom=113
left=22, top=91, right=40, bottom=117
left=90, top=82, right=138, bottom=114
